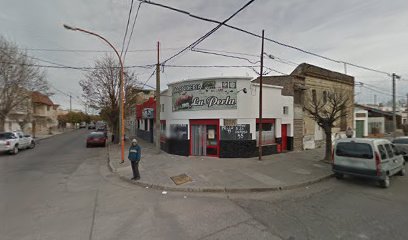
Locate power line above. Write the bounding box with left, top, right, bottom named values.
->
left=0, top=46, right=183, bottom=53
left=124, top=2, right=143, bottom=61
left=139, top=0, right=392, bottom=76
left=0, top=61, right=155, bottom=70
left=161, top=0, right=256, bottom=65
left=121, top=0, right=135, bottom=56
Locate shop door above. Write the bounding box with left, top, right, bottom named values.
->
left=281, top=124, right=288, bottom=151
left=190, top=120, right=219, bottom=157
left=356, top=120, right=364, bottom=138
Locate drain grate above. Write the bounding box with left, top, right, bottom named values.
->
left=170, top=173, right=192, bottom=185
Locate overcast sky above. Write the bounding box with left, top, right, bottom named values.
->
left=1, top=0, right=408, bottom=111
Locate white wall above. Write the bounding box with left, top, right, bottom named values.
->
left=354, top=108, right=369, bottom=137
left=159, top=77, right=294, bottom=140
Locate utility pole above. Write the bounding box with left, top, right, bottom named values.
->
left=258, top=30, right=265, bottom=161
left=69, top=95, right=72, bottom=112
left=343, top=62, right=347, bottom=74
left=155, top=41, right=161, bottom=153
left=392, top=73, right=400, bottom=138
left=374, top=95, right=377, bottom=106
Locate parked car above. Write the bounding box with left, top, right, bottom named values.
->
left=0, top=131, right=35, bottom=155
left=86, top=132, right=107, bottom=148
left=392, top=137, right=408, bottom=161
left=88, top=122, right=96, bottom=129
left=79, top=122, right=87, bottom=128
left=333, top=138, right=405, bottom=188
left=96, top=126, right=108, bottom=138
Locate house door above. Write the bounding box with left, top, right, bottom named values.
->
left=281, top=124, right=288, bottom=151
left=190, top=119, right=219, bottom=157
left=356, top=120, right=364, bottom=138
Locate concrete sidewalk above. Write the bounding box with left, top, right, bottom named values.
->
left=107, top=139, right=333, bottom=193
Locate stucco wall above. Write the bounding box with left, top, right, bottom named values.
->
left=302, top=76, right=354, bottom=149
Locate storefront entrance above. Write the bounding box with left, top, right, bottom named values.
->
left=190, top=119, right=219, bottom=157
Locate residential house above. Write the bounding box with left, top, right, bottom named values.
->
left=355, top=103, right=402, bottom=137
left=254, top=63, right=355, bottom=150
left=31, top=91, right=59, bottom=136
left=126, top=89, right=155, bottom=138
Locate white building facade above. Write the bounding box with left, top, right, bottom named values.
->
left=137, top=77, right=294, bottom=158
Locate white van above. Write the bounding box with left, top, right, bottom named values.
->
left=333, top=138, right=405, bottom=188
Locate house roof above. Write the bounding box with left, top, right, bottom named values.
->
left=32, top=91, right=54, bottom=106
left=355, top=103, right=401, bottom=117
left=291, top=63, right=354, bottom=85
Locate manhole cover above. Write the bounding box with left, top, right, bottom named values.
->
left=170, top=173, right=192, bottom=185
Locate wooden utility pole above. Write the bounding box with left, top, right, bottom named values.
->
left=155, top=42, right=161, bottom=153
left=258, top=30, right=265, bottom=160
left=392, top=73, right=400, bottom=138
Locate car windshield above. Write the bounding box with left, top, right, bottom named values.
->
left=392, top=138, right=408, bottom=144
left=0, top=132, right=14, bottom=140
left=89, top=133, right=105, bottom=138
left=336, top=142, right=373, bottom=159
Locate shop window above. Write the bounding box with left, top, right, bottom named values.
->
left=283, top=106, right=289, bottom=115
left=256, top=122, right=275, bottom=145
left=224, top=119, right=237, bottom=126
left=160, top=121, right=166, bottom=134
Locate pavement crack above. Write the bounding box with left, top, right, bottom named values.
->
left=195, top=218, right=253, bottom=240
left=88, top=187, right=100, bottom=240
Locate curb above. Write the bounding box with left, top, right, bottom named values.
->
left=106, top=144, right=334, bottom=193
left=35, top=129, right=77, bottom=143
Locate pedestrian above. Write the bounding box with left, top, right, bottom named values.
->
left=346, top=127, right=353, bottom=138
left=128, top=139, right=141, bottom=180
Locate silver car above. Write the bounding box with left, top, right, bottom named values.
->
left=333, top=138, right=405, bottom=188
left=392, top=137, right=408, bottom=161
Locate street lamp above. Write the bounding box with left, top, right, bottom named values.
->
left=63, top=24, right=125, bottom=163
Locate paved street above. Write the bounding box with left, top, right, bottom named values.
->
left=1, top=130, right=407, bottom=240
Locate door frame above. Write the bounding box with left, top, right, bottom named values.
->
left=281, top=124, right=288, bottom=152
left=190, top=119, right=220, bottom=157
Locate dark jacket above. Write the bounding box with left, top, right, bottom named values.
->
left=128, top=145, right=141, bottom=162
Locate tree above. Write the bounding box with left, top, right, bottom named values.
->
left=79, top=55, right=141, bottom=143
left=0, top=36, right=49, bottom=131
left=303, top=88, right=351, bottom=161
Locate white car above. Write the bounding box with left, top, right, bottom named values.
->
left=333, top=138, right=405, bottom=188
left=0, top=131, right=35, bottom=155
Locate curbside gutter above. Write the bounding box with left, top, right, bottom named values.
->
left=106, top=144, right=334, bottom=193
left=35, top=129, right=77, bottom=143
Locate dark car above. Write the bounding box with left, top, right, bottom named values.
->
left=96, top=126, right=108, bottom=138
left=86, top=132, right=107, bottom=148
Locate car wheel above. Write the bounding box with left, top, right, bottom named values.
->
left=29, top=141, right=36, bottom=149
left=86, top=144, right=90, bottom=148
left=399, top=167, right=406, bottom=176
left=11, top=146, right=19, bottom=155
left=379, top=176, right=390, bottom=188
left=335, top=173, right=344, bottom=179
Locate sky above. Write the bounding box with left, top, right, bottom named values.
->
left=1, top=0, right=408, bottom=111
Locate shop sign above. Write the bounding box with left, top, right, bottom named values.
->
left=172, top=79, right=237, bottom=111
left=142, top=108, right=154, bottom=119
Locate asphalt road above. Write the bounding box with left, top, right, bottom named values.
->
left=1, top=129, right=407, bottom=240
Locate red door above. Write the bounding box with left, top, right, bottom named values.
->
left=190, top=119, right=220, bottom=157
left=281, top=124, right=287, bottom=151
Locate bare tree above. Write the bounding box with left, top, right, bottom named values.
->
left=0, top=36, right=49, bottom=132
left=303, top=88, right=351, bottom=161
left=80, top=55, right=141, bottom=143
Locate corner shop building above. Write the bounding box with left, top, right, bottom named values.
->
left=136, top=77, right=294, bottom=158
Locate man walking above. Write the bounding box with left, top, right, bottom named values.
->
left=128, top=139, right=141, bottom=180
